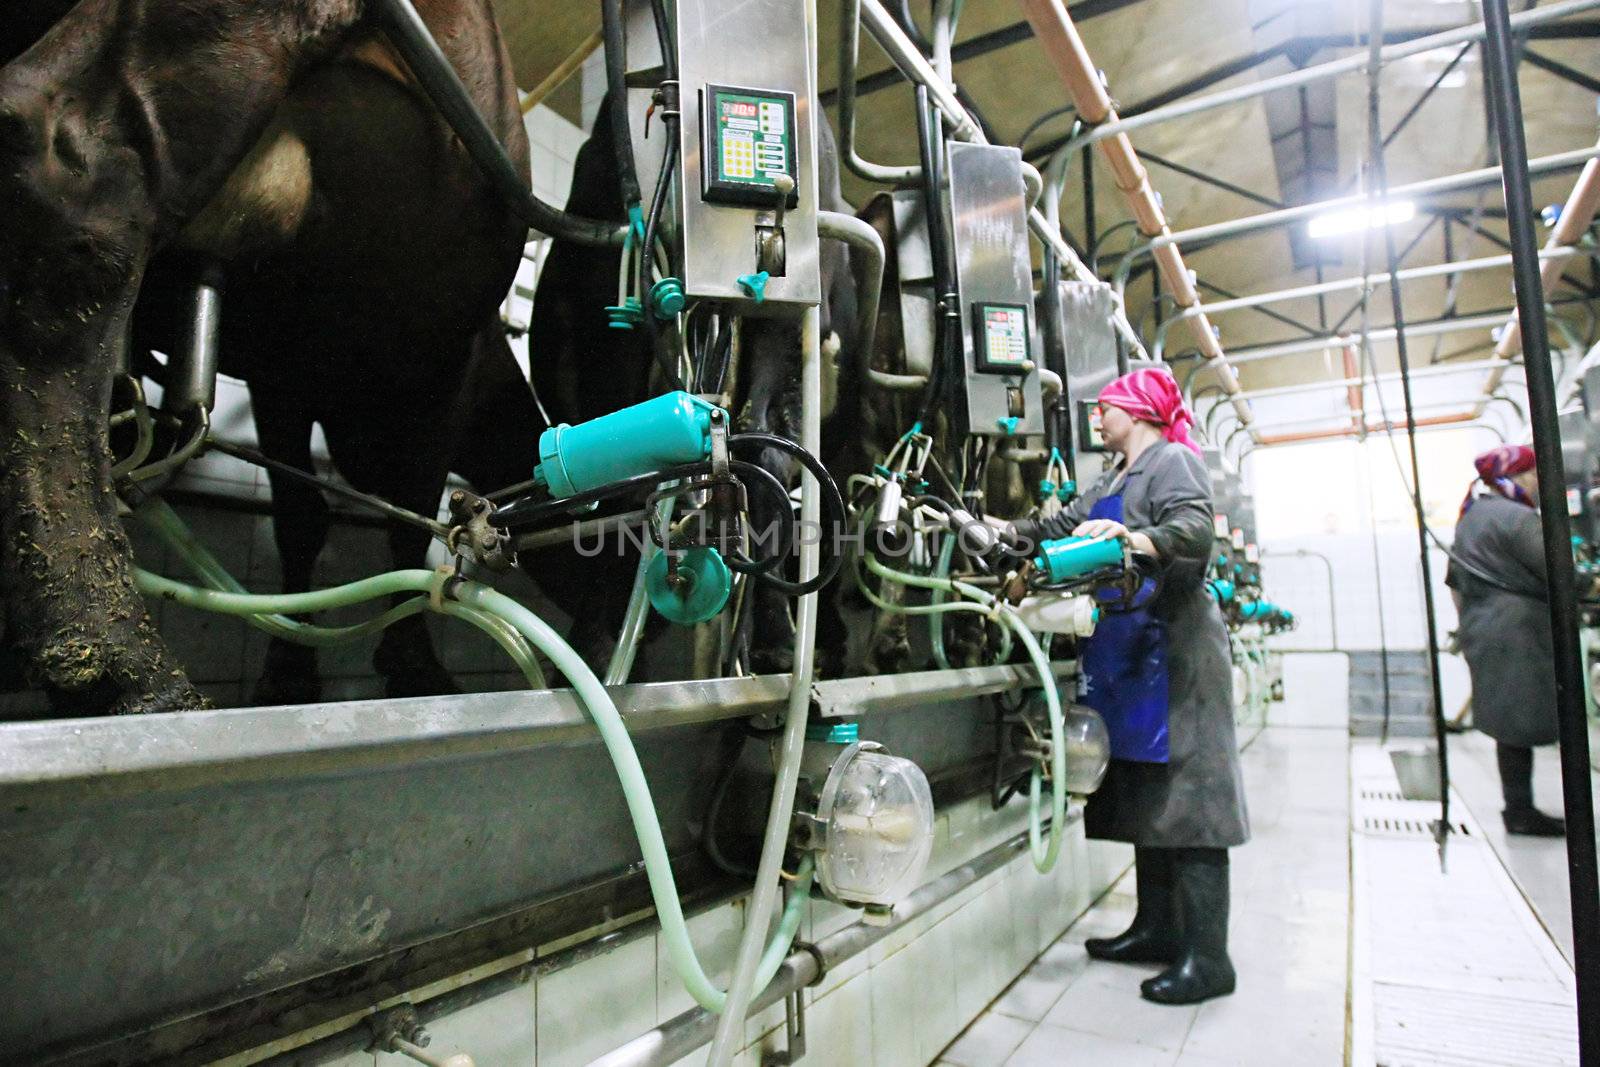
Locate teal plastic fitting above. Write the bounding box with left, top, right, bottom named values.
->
left=649, top=278, right=687, bottom=319
left=1034, top=535, right=1124, bottom=584
left=1239, top=600, right=1279, bottom=621
left=534, top=391, right=723, bottom=499
left=645, top=547, right=732, bottom=625
left=806, top=721, right=860, bottom=744
left=1209, top=579, right=1236, bottom=603
left=996, top=416, right=1020, bottom=435
left=606, top=297, right=644, bottom=330
left=1057, top=480, right=1077, bottom=501
left=737, top=271, right=770, bottom=302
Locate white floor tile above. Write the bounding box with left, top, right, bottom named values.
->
left=941, top=1012, right=1035, bottom=1067
left=1040, top=968, right=1198, bottom=1052
left=1004, top=1024, right=1180, bottom=1067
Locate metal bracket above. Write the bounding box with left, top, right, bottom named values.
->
left=447, top=489, right=515, bottom=572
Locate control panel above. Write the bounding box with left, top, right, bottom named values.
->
left=663, top=0, right=820, bottom=308
left=973, top=303, right=1031, bottom=373
left=1077, top=400, right=1108, bottom=452
left=701, top=85, right=799, bottom=207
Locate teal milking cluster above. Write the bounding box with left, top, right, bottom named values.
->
left=1034, top=535, right=1125, bottom=584
left=534, top=391, right=722, bottom=498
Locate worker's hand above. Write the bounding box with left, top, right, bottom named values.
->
left=1073, top=519, right=1129, bottom=542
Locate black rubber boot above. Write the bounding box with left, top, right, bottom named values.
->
left=1503, top=808, right=1566, bottom=837
left=1141, top=848, right=1236, bottom=1005
left=1086, top=847, right=1179, bottom=964
left=1498, top=743, right=1565, bottom=836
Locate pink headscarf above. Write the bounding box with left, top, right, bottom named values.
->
left=1098, top=367, right=1202, bottom=456
left=1461, top=444, right=1536, bottom=517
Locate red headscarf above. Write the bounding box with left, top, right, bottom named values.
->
left=1098, top=367, right=1202, bottom=456
left=1461, top=444, right=1536, bottom=517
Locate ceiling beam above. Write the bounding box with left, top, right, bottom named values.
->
left=1522, top=48, right=1600, bottom=95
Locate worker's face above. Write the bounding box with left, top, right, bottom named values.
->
left=1513, top=467, right=1540, bottom=499
left=1100, top=403, right=1136, bottom=452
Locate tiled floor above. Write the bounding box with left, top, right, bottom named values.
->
left=1446, top=726, right=1600, bottom=966
left=937, top=726, right=1352, bottom=1067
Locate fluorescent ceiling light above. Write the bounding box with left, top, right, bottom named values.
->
left=1307, top=199, right=1417, bottom=239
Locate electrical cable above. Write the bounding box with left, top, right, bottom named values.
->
left=728, top=432, right=849, bottom=595
left=1363, top=0, right=1451, bottom=843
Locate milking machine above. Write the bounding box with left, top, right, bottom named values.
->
left=1203, top=466, right=1292, bottom=735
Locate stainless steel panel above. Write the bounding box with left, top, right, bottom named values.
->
left=891, top=190, right=936, bottom=377
left=674, top=0, right=820, bottom=309
left=946, top=142, right=1043, bottom=437
left=1051, top=280, right=1121, bottom=483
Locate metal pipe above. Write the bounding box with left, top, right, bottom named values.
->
left=371, top=0, right=627, bottom=246
left=171, top=273, right=223, bottom=413
left=1056, top=0, right=1600, bottom=157
left=839, top=0, right=922, bottom=183
left=1117, top=144, right=1600, bottom=296
left=1342, top=341, right=1363, bottom=430
left=704, top=294, right=824, bottom=1065
left=594, top=827, right=1037, bottom=1067
left=1253, top=408, right=1478, bottom=446
left=511, top=510, right=648, bottom=552
left=818, top=210, right=884, bottom=389
left=520, top=28, right=604, bottom=115
left=1480, top=1, right=1600, bottom=1054
left=1015, top=0, right=1253, bottom=428
left=1218, top=312, right=1510, bottom=365
left=1478, top=146, right=1600, bottom=406
left=1261, top=548, right=1339, bottom=650
left=1152, top=247, right=1582, bottom=360
left=1225, top=357, right=1518, bottom=401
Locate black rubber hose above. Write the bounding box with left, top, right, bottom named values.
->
left=371, top=0, right=626, bottom=247
left=641, top=121, right=685, bottom=392
left=729, top=433, right=848, bottom=596
left=491, top=461, right=710, bottom=529
left=600, top=0, right=644, bottom=212
left=914, top=86, right=960, bottom=431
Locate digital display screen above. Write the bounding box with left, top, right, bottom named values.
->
left=1077, top=399, right=1108, bottom=452
left=702, top=85, right=798, bottom=206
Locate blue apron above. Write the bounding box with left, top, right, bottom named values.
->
left=1078, top=488, right=1171, bottom=762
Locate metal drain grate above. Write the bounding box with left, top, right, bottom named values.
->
left=1361, top=815, right=1471, bottom=837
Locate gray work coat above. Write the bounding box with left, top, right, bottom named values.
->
left=1446, top=494, right=1559, bottom=748
left=1019, top=440, right=1250, bottom=848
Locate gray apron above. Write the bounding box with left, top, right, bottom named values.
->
left=1023, top=442, right=1250, bottom=848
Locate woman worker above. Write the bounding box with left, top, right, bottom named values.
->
left=1013, top=367, right=1248, bottom=1006
left=1447, top=445, right=1565, bottom=837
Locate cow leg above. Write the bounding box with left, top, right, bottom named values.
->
left=323, top=408, right=460, bottom=699
left=249, top=388, right=329, bottom=706
left=0, top=1, right=377, bottom=714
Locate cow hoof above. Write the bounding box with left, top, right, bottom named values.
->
left=867, top=637, right=913, bottom=676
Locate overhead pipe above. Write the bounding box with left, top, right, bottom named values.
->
left=1476, top=144, right=1600, bottom=408
left=1342, top=341, right=1364, bottom=431
left=1053, top=0, right=1600, bottom=159
left=855, top=0, right=1153, bottom=360
left=1225, top=356, right=1520, bottom=402
left=1115, top=143, right=1600, bottom=297
left=1151, top=246, right=1584, bottom=360
left=1255, top=409, right=1479, bottom=446
left=1014, top=0, right=1252, bottom=429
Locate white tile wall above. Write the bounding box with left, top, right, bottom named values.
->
left=242, top=794, right=1132, bottom=1067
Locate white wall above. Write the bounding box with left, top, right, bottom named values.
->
left=1247, top=426, right=1498, bottom=715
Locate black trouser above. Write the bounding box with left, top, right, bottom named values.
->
left=1496, top=742, right=1535, bottom=813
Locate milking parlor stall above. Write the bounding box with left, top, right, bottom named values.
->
left=3, top=1, right=1600, bottom=1066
